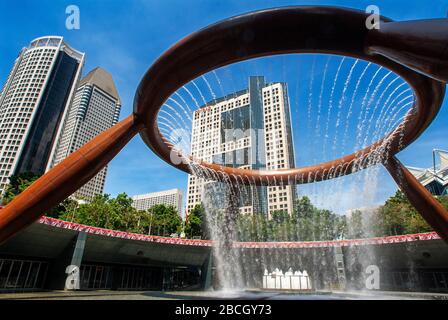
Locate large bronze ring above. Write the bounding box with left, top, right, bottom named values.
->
left=134, top=6, right=445, bottom=186
left=1, top=6, right=447, bottom=244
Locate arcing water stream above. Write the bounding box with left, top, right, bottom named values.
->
left=159, top=54, right=415, bottom=290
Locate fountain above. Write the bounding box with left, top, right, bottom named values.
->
left=0, top=6, right=447, bottom=295
left=166, top=55, right=418, bottom=290
left=263, top=269, right=312, bottom=291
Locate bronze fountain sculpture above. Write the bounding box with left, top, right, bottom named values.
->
left=0, top=7, right=447, bottom=244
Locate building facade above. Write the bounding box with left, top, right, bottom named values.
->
left=408, top=149, right=448, bottom=196
left=186, top=76, right=296, bottom=218
left=49, top=68, right=121, bottom=199
left=0, top=36, right=84, bottom=194
left=132, top=189, right=183, bottom=216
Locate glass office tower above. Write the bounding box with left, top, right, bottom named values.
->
left=187, top=76, right=296, bottom=218
left=0, top=36, right=84, bottom=194
left=48, top=67, right=121, bottom=200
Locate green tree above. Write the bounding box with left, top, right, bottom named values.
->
left=149, top=204, right=182, bottom=236
left=271, top=210, right=289, bottom=223
left=47, top=198, right=79, bottom=219
left=437, top=195, right=448, bottom=209
left=295, top=196, right=314, bottom=219
left=372, top=191, right=435, bottom=236
left=135, top=209, right=153, bottom=235
left=1, top=172, right=74, bottom=219
left=1, top=172, right=40, bottom=205
left=335, top=214, right=348, bottom=240
left=347, top=210, right=365, bottom=239
left=62, top=194, right=112, bottom=228
left=185, top=204, right=206, bottom=239
left=60, top=193, right=146, bottom=233
left=234, top=197, right=348, bottom=242
left=293, top=196, right=344, bottom=241
left=237, top=214, right=270, bottom=242
left=111, top=193, right=139, bottom=231
left=268, top=210, right=293, bottom=241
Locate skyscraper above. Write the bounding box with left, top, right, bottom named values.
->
left=49, top=67, right=121, bottom=200
left=186, top=76, right=296, bottom=218
left=0, top=36, right=84, bottom=194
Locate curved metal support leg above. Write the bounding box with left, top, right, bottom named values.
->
left=0, top=115, right=143, bottom=244
left=384, top=156, right=448, bottom=243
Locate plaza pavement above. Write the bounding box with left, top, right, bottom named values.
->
left=0, top=289, right=447, bottom=300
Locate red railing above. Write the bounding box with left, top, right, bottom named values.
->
left=38, top=216, right=441, bottom=248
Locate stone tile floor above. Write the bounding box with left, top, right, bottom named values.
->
left=0, top=289, right=447, bottom=300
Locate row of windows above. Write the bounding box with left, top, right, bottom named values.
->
left=193, top=95, right=250, bottom=120
left=52, top=85, right=120, bottom=199
left=74, top=169, right=107, bottom=200
left=269, top=203, right=289, bottom=211
left=220, top=138, right=250, bottom=153
left=240, top=206, right=253, bottom=214
left=133, top=196, right=181, bottom=211
left=262, top=87, right=280, bottom=97
left=263, top=96, right=280, bottom=105
left=264, top=111, right=283, bottom=123
left=265, top=121, right=283, bottom=131
left=0, top=46, right=60, bottom=193
left=0, top=48, right=55, bottom=175
left=187, top=84, right=293, bottom=214
left=266, top=159, right=288, bottom=170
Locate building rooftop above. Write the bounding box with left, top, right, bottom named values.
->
left=132, top=188, right=183, bottom=200
left=407, top=149, right=448, bottom=195
left=80, top=67, right=121, bottom=104
left=28, top=36, right=85, bottom=62
left=195, top=79, right=286, bottom=112
left=195, top=89, right=249, bottom=112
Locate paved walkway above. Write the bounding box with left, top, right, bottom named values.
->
left=1, top=289, right=447, bottom=300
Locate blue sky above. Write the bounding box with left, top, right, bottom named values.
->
left=0, top=0, right=447, bottom=214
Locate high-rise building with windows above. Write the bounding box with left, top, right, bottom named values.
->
left=49, top=67, right=121, bottom=200
left=132, top=189, right=183, bottom=216
left=0, top=36, right=84, bottom=194
left=186, top=76, right=296, bottom=218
